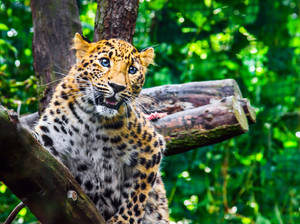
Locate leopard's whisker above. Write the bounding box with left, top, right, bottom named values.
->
left=53, top=64, right=70, bottom=74
left=37, top=78, right=66, bottom=87
left=53, top=71, right=68, bottom=77
left=123, top=101, right=130, bottom=126
left=126, top=95, right=148, bottom=114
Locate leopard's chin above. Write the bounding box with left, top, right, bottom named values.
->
left=95, top=105, right=119, bottom=117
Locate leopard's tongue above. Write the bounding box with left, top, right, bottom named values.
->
left=105, top=96, right=118, bottom=105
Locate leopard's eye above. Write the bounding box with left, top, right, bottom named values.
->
left=128, top=65, right=138, bottom=74
left=99, top=58, right=110, bottom=67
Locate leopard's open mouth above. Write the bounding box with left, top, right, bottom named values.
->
left=95, top=95, right=123, bottom=110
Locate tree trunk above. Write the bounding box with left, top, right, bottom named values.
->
left=0, top=106, right=105, bottom=224
left=94, top=0, right=139, bottom=42
left=30, top=0, right=82, bottom=113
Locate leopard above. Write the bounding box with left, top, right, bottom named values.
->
left=33, top=33, right=169, bottom=224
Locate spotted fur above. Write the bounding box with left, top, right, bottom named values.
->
left=34, top=33, right=169, bottom=223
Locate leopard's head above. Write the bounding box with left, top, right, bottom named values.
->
left=72, top=33, right=154, bottom=117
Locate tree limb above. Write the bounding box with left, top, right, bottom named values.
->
left=0, top=106, right=105, bottom=224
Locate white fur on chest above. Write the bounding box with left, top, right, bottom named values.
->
left=36, top=109, right=129, bottom=209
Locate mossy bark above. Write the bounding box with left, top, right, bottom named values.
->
left=0, top=106, right=105, bottom=224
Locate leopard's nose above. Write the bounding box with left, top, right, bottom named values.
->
left=108, top=82, right=126, bottom=93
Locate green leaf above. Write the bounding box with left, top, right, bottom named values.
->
left=0, top=23, right=9, bottom=31
left=149, top=0, right=167, bottom=10
left=256, top=215, right=271, bottom=224
left=19, top=207, right=27, bottom=216
left=0, top=183, right=7, bottom=193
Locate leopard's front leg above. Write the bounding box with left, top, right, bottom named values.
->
left=108, top=123, right=165, bottom=224
left=107, top=170, right=161, bottom=224
left=107, top=172, right=156, bottom=224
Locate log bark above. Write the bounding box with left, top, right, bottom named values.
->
left=138, top=79, right=256, bottom=124
left=154, top=96, right=249, bottom=155
left=139, top=79, right=241, bottom=112
left=94, top=0, right=139, bottom=42
left=30, top=0, right=82, bottom=113
left=0, top=106, right=105, bottom=224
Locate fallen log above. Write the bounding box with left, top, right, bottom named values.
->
left=139, top=79, right=256, bottom=124
left=239, top=98, right=256, bottom=124
left=154, top=96, right=249, bottom=155
left=0, top=106, right=105, bottom=224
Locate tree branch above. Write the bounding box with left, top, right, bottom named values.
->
left=0, top=106, right=105, bottom=224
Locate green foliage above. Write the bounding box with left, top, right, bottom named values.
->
left=0, top=0, right=37, bottom=115
left=0, top=0, right=299, bottom=223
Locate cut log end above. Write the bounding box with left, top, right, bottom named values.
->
left=239, top=98, right=256, bottom=124
left=230, top=97, right=249, bottom=132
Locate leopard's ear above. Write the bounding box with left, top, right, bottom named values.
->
left=140, top=47, right=155, bottom=67
left=72, top=33, right=91, bottom=61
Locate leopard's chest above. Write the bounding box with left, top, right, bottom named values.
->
left=37, top=115, right=134, bottom=218
left=66, top=138, right=125, bottom=212
left=63, top=124, right=129, bottom=187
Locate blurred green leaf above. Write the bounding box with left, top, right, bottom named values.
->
left=0, top=23, right=8, bottom=30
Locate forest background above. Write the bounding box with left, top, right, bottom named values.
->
left=0, top=0, right=299, bottom=223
